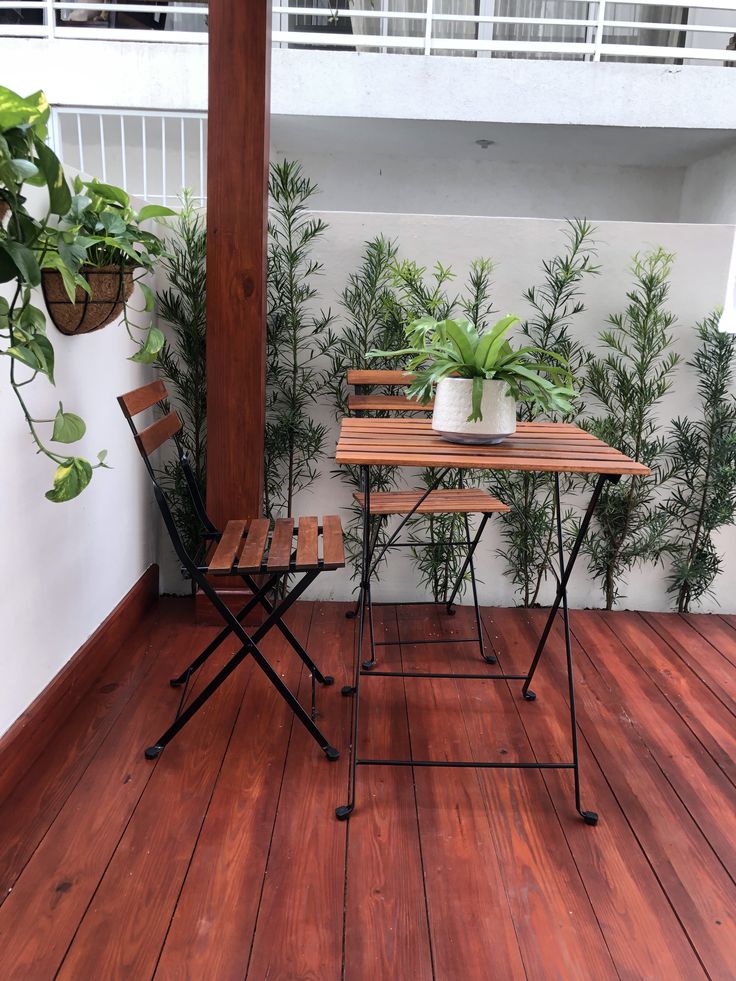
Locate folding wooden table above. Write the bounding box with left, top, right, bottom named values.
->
left=334, top=416, right=650, bottom=824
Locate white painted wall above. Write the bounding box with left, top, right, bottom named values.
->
left=272, top=148, right=685, bottom=222
left=247, top=212, right=734, bottom=614
left=0, top=194, right=158, bottom=739
left=680, top=143, right=736, bottom=224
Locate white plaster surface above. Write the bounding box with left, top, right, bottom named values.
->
left=224, top=211, right=734, bottom=614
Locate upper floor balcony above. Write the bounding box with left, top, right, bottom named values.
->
left=1, top=0, right=735, bottom=65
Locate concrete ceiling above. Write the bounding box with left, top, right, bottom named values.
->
left=271, top=115, right=736, bottom=168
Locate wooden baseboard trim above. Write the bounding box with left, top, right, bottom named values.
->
left=0, top=564, right=159, bottom=805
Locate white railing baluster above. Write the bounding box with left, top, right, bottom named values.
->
left=76, top=113, right=85, bottom=174
left=593, top=0, right=606, bottom=61
left=424, top=0, right=434, bottom=56
left=99, top=114, right=107, bottom=181
left=120, top=115, right=127, bottom=190
left=180, top=115, right=186, bottom=194
left=142, top=115, right=148, bottom=200
left=161, top=116, right=167, bottom=205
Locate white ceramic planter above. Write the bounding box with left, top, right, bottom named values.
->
left=432, top=377, right=517, bottom=444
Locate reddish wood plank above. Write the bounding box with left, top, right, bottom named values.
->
left=641, top=611, right=736, bottom=716
left=153, top=605, right=312, bottom=981
left=489, top=606, right=736, bottom=977
left=55, top=642, right=252, bottom=979
left=605, top=612, right=736, bottom=788
left=118, top=379, right=168, bottom=417
left=135, top=411, right=182, bottom=457
left=208, top=520, right=247, bottom=574
left=321, top=515, right=345, bottom=569
left=347, top=369, right=416, bottom=386
left=686, top=614, right=736, bottom=671
left=483, top=607, right=707, bottom=980
left=246, top=603, right=352, bottom=980
left=394, top=607, right=556, bottom=981
left=571, top=612, right=736, bottom=877
left=354, top=488, right=509, bottom=515
left=0, top=621, right=211, bottom=977
left=348, top=394, right=432, bottom=411
left=267, top=518, right=295, bottom=572
left=295, top=516, right=319, bottom=570
left=0, top=601, right=165, bottom=905
left=238, top=517, right=270, bottom=572
left=0, top=565, right=158, bottom=809
left=343, top=606, right=434, bottom=981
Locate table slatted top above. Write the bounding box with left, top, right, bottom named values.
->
left=335, top=418, right=651, bottom=476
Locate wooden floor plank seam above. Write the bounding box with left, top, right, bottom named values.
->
left=243, top=605, right=313, bottom=981
left=638, top=613, right=736, bottom=721
left=42, top=626, right=214, bottom=979
left=564, top=616, right=730, bottom=977
left=478, top=614, right=628, bottom=979
left=593, top=614, right=736, bottom=794
left=151, top=636, right=263, bottom=980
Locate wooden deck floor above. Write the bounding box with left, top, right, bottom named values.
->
left=0, top=599, right=735, bottom=979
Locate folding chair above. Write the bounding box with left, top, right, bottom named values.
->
left=118, top=379, right=343, bottom=763
left=346, top=369, right=509, bottom=671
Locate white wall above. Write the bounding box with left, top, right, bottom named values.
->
left=0, top=201, right=158, bottom=738
left=680, top=143, right=736, bottom=224
left=272, top=148, right=685, bottom=222
left=263, top=212, right=735, bottom=613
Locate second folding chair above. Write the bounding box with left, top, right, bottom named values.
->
left=346, top=369, right=509, bottom=671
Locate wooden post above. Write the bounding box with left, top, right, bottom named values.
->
left=206, top=0, right=271, bottom=528
left=200, top=0, right=271, bottom=619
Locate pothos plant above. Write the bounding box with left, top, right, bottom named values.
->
left=40, top=174, right=174, bottom=359
left=0, top=84, right=173, bottom=502
left=0, top=85, right=109, bottom=501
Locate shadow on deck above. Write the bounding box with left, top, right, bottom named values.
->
left=0, top=599, right=734, bottom=978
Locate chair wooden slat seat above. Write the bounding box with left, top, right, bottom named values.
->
left=353, top=488, right=509, bottom=516
left=201, top=515, right=346, bottom=575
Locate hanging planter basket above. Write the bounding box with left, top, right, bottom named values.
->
left=42, top=264, right=135, bottom=336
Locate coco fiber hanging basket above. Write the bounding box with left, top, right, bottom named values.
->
left=42, top=264, right=135, bottom=336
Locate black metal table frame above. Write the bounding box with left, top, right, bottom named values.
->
left=336, top=462, right=620, bottom=825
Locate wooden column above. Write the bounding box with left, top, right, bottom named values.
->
left=206, top=0, right=271, bottom=528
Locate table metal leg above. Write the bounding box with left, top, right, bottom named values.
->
left=336, top=464, right=372, bottom=820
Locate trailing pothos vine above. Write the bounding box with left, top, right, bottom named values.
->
left=1, top=84, right=172, bottom=502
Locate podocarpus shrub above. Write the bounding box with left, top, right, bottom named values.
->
left=665, top=312, right=736, bottom=612
left=580, top=248, right=680, bottom=610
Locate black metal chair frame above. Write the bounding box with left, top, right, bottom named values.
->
left=337, top=461, right=619, bottom=824
left=119, top=391, right=340, bottom=764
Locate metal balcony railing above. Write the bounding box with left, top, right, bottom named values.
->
left=1, top=1, right=735, bottom=64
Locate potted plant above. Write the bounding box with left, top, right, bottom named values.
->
left=40, top=176, right=174, bottom=339
left=370, top=314, right=576, bottom=443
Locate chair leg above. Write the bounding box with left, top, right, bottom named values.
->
left=147, top=575, right=339, bottom=763
left=463, top=512, right=496, bottom=665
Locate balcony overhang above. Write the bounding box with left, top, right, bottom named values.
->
left=2, top=40, right=736, bottom=133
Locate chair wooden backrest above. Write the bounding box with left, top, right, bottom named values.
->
left=346, top=369, right=432, bottom=413
left=118, top=379, right=216, bottom=568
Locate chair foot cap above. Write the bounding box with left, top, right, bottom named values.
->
left=523, top=690, right=537, bottom=702
left=581, top=811, right=599, bottom=826
left=144, top=744, right=163, bottom=760
left=341, top=685, right=356, bottom=697
left=446, top=605, right=457, bottom=616
left=361, top=659, right=376, bottom=671
left=345, top=610, right=357, bottom=620
left=482, top=654, right=498, bottom=665
left=324, top=746, right=340, bottom=762
left=336, top=804, right=354, bottom=820
left=169, top=678, right=185, bottom=688
left=321, top=675, right=335, bottom=687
